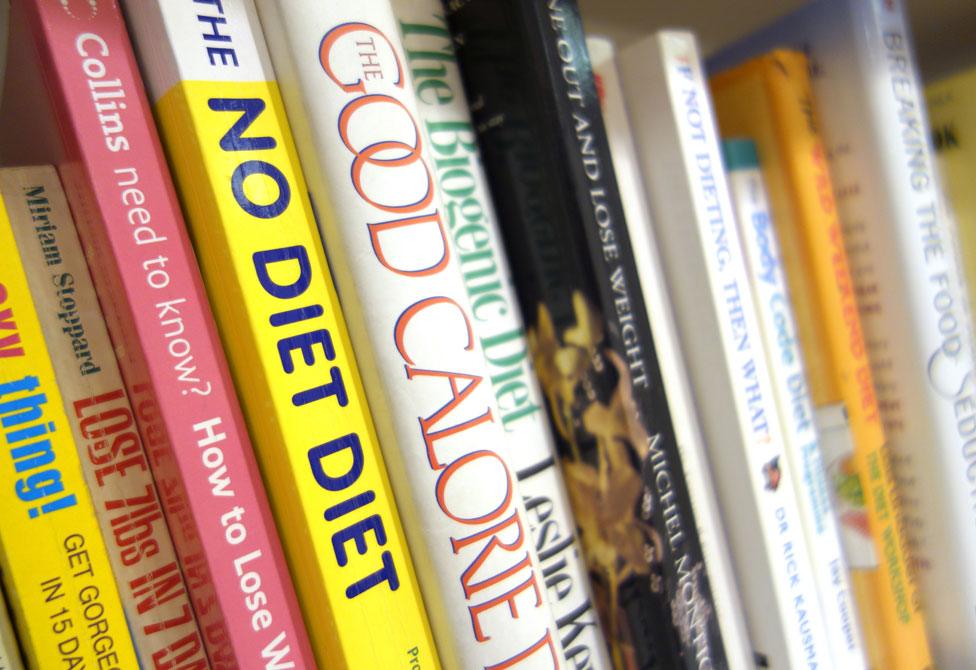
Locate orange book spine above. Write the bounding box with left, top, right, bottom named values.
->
left=712, top=51, right=933, bottom=670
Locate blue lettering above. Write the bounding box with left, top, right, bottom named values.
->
left=253, top=246, right=311, bottom=299
left=231, top=160, right=291, bottom=219
left=308, top=433, right=364, bottom=491
left=209, top=98, right=275, bottom=151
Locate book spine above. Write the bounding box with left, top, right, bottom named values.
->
left=588, top=37, right=755, bottom=670
left=763, top=51, right=934, bottom=670
left=393, top=4, right=609, bottom=667
left=659, top=35, right=832, bottom=670
left=1, top=165, right=209, bottom=669
left=253, top=1, right=564, bottom=667
left=620, top=32, right=831, bottom=668
left=708, top=48, right=930, bottom=669
left=928, top=70, right=976, bottom=307
left=0, top=586, right=23, bottom=670
left=18, top=1, right=313, bottom=665
left=446, top=4, right=728, bottom=669
left=725, top=143, right=866, bottom=669
left=855, top=2, right=976, bottom=661
left=0, top=192, right=141, bottom=670
left=123, top=2, right=438, bottom=666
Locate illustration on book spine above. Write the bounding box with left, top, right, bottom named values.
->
left=446, top=3, right=728, bottom=668
left=395, top=2, right=610, bottom=666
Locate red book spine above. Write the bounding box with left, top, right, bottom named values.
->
left=8, top=1, right=314, bottom=666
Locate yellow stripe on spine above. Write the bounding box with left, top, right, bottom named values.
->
left=0, top=192, right=140, bottom=670
left=154, top=79, right=438, bottom=669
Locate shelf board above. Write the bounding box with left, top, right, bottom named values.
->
left=578, top=0, right=806, bottom=57
left=908, top=0, right=976, bottom=80
left=578, top=0, right=976, bottom=81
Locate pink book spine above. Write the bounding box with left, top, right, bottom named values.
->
left=16, top=1, right=314, bottom=667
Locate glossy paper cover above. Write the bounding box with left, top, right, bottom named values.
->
left=0, top=1, right=313, bottom=665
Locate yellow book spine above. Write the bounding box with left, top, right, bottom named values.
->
left=927, top=68, right=976, bottom=306
left=0, top=192, right=140, bottom=670
left=153, top=77, right=438, bottom=669
left=0, top=166, right=209, bottom=669
left=712, top=52, right=934, bottom=670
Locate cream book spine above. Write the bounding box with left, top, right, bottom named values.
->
left=619, top=31, right=832, bottom=668
left=724, top=139, right=866, bottom=669
left=254, top=0, right=564, bottom=666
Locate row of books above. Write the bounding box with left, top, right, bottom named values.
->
left=0, top=0, right=971, bottom=668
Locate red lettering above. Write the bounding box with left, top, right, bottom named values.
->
left=436, top=450, right=513, bottom=524
left=74, top=389, right=148, bottom=484
left=421, top=401, right=494, bottom=469
left=394, top=296, right=473, bottom=366
left=144, top=602, right=195, bottom=637
left=451, top=509, right=531, bottom=598
left=319, top=22, right=404, bottom=94
left=75, top=389, right=131, bottom=437
left=468, top=573, right=544, bottom=642
left=150, top=630, right=207, bottom=670
left=130, top=562, right=187, bottom=617
left=337, top=94, right=434, bottom=214
left=107, top=485, right=163, bottom=565
left=394, top=297, right=495, bottom=467
left=0, top=284, right=24, bottom=357
left=368, top=212, right=449, bottom=277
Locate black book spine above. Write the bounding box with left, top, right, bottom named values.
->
left=444, top=1, right=728, bottom=669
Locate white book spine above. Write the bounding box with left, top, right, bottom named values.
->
left=844, top=3, right=976, bottom=661
left=0, top=586, right=22, bottom=670
left=711, top=0, right=976, bottom=662
left=726, top=149, right=867, bottom=669
left=619, top=31, right=831, bottom=669
left=254, top=1, right=564, bottom=667
left=587, top=36, right=754, bottom=670
left=393, top=4, right=610, bottom=667
left=124, top=0, right=273, bottom=93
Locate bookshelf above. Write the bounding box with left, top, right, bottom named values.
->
left=577, top=0, right=976, bottom=667
left=1, top=0, right=972, bottom=667
left=578, top=0, right=976, bottom=79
